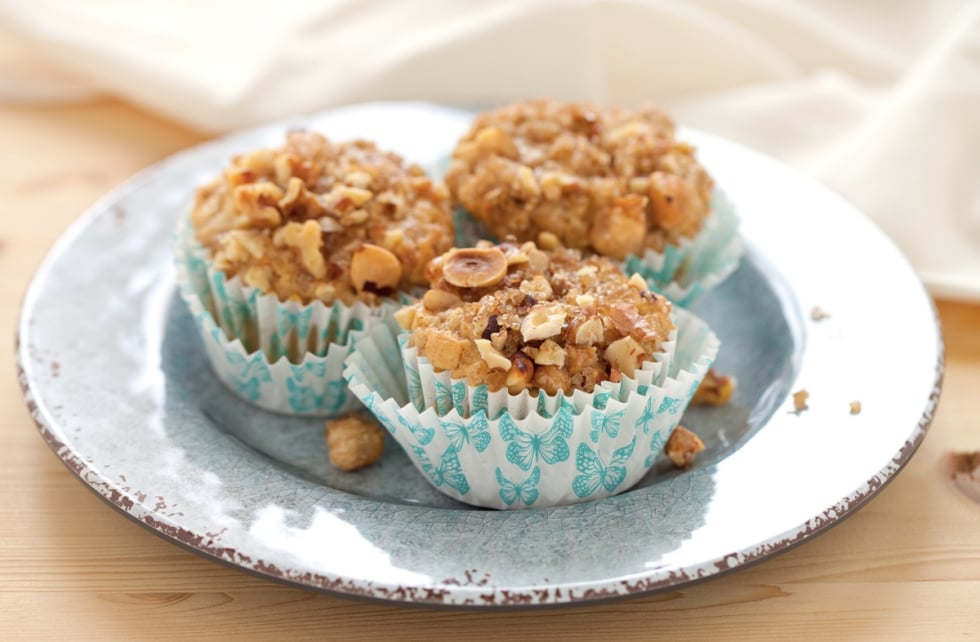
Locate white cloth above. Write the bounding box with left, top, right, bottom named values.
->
left=2, top=0, right=978, bottom=299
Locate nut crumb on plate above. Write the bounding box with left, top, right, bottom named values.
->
left=325, top=414, right=385, bottom=471
left=792, top=389, right=810, bottom=414
left=692, top=368, right=735, bottom=406
left=849, top=400, right=862, bottom=415
left=665, top=425, right=705, bottom=469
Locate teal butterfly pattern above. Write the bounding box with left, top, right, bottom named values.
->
left=644, top=429, right=670, bottom=468
left=289, top=360, right=327, bottom=383
left=495, top=467, right=541, bottom=506
left=658, top=396, right=682, bottom=415
left=323, top=378, right=349, bottom=413
left=411, top=445, right=470, bottom=496
left=593, top=390, right=612, bottom=410
left=286, top=378, right=324, bottom=413
left=405, top=363, right=423, bottom=408
left=433, top=379, right=466, bottom=415
left=498, top=409, right=573, bottom=471
left=637, top=397, right=657, bottom=435
left=277, top=305, right=313, bottom=337
left=440, top=412, right=491, bottom=453
left=572, top=436, right=637, bottom=498
left=589, top=406, right=626, bottom=443
left=218, top=336, right=272, bottom=402
left=471, top=386, right=489, bottom=414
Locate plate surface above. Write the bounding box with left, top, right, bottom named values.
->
left=17, top=103, right=942, bottom=606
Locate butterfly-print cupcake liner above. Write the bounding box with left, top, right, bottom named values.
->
left=452, top=187, right=742, bottom=308
left=343, top=307, right=719, bottom=509
left=173, top=216, right=408, bottom=416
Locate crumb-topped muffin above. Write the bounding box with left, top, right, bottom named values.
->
left=191, top=130, right=454, bottom=305
left=396, top=239, right=675, bottom=396
left=445, top=99, right=714, bottom=259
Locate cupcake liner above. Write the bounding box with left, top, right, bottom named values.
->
left=343, top=308, right=719, bottom=509
left=173, top=216, right=408, bottom=416
left=622, top=187, right=742, bottom=307
left=452, top=187, right=742, bottom=308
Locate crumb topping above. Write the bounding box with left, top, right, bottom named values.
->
left=191, top=131, right=453, bottom=305
left=398, top=239, right=674, bottom=395
left=445, top=99, right=714, bottom=258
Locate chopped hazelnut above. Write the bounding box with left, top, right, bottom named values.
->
left=520, top=305, right=566, bottom=342
left=474, top=338, right=511, bottom=371
left=442, top=248, right=508, bottom=288
left=349, top=244, right=402, bottom=294
left=326, top=414, right=385, bottom=472
left=603, top=335, right=645, bottom=377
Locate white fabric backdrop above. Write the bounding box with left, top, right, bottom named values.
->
left=2, top=0, right=978, bottom=299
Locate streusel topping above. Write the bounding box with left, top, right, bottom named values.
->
left=445, top=99, right=714, bottom=258
left=396, top=239, right=674, bottom=396
left=191, top=131, right=453, bottom=305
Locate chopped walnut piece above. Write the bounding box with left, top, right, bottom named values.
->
left=325, top=414, right=385, bottom=471
left=692, top=369, right=736, bottom=406
left=849, top=400, right=862, bottom=415
left=792, top=389, right=810, bottom=414
left=665, top=425, right=705, bottom=469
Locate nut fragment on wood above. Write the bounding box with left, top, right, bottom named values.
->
left=792, top=389, right=809, bottom=414
left=325, top=414, right=385, bottom=472
left=810, top=306, right=831, bottom=321
left=947, top=452, right=980, bottom=504
left=692, top=369, right=735, bottom=406
left=665, top=425, right=705, bottom=469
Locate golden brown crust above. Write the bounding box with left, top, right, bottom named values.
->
left=444, top=99, right=714, bottom=258
left=191, top=131, right=453, bottom=305
left=399, top=239, right=675, bottom=396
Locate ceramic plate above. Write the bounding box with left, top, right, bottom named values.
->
left=17, top=103, right=942, bottom=606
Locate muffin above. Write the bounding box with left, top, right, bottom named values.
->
left=174, top=130, right=454, bottom=415
left=344, top=240, right=719, bottom=509
left=444, top=99, right=741, bottom=305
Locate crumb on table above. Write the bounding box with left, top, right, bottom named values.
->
left=325, top=413, right=385, bottom=471
left=665, top=425, right=705, bottom=469
left=692, top=368, right=735, bottom=406
left=810, top=306, right=831, bottom=321
left=792, top=389, right=809, bottom=414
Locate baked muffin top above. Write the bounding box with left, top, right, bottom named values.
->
left=445, top=99, right=714, bottom=259
left=396, top=239, right=675, bottom=396
left=191, top=131, right=454, bottom=305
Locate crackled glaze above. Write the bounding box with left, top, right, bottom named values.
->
left=17, top=103, right=942, bottom=606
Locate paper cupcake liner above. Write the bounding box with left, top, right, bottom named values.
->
left=173, top=216, right=408, bottom=416
left=452, top=187, right=742, bottom=308
left=343, top=308, right=719, bottom=509
left=622, top=187, right=742, bottom=307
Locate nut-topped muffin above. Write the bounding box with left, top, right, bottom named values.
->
left=444, top=99, right=714, bottom=259
left=396, top=239, right=675, bottom=396
left=191, top=130, right=453, bottom=306
left=344, top=238, right=719, bottom=509
left=175, top=130, right=454, bottom=416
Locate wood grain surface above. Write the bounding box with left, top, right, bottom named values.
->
left=2, top=101, right=978, bottom=641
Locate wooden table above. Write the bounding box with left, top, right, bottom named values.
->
left=3, top=101, right=978, bottom=641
